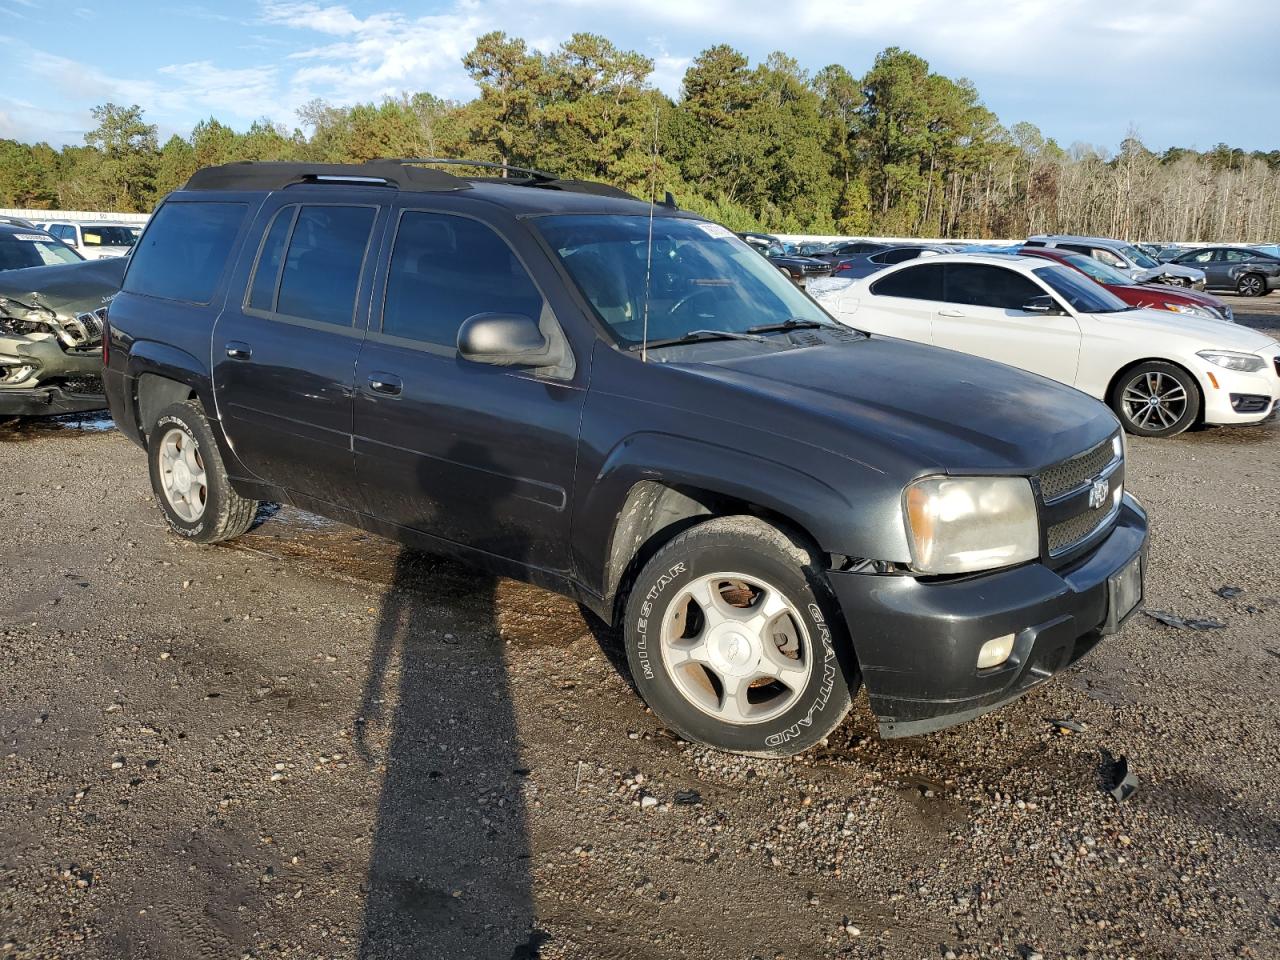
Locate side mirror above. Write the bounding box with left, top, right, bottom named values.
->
left=1021, top=294, right=1065, bottom=315
left=457, top=312, right=550, bottom=367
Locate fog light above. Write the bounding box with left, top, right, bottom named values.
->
left=976, top=633, right=1015, bottom=669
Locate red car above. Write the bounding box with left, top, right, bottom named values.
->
left=1017, top=246, right=1234, bottom=323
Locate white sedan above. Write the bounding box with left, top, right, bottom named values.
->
left=810, top=254, right=1280, bottom=438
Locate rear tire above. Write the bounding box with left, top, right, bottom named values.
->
left=1237, top=273, right=1267, bottom=297
left=147, top=400, right=258, bottom=543
left=1109, top=361, right=1200, bottom=438
left=622, top=516, right=858, bottom=756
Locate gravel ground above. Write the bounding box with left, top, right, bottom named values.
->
left=1, top=295, right=1278, bottom=960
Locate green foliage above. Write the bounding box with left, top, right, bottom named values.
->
left=0, top=38, right=1275, bottom=242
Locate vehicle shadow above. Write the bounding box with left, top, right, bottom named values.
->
left=355, top=447, right=548, bottom=959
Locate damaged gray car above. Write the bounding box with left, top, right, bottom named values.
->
left=0, top=253, right=126, bottom=417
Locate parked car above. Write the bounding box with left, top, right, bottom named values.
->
left=812, top=254, right=1278, bottom=438
left=0, top=256, right=126, bottom=416
left=0, top=222, right=85, bottom=272
left=104, top=160, right=1148, bottom=754
left=1025, top=235, right=1205, bottom=288
left=830, top=244, right=951, bottom=280
left=812, top=239, right=888, bottom=265
left=737, top=232, right=832, bottom=284
left=43, top=221, right=138, bottom=260
left=1016, top=246, right=1234, bottom=322
left=795, top=241, right=834, bottom=256
left=1166, top=246, right=1280, bottom=297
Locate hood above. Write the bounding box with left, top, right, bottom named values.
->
left=1097, top=307, right=1276, bottom=349
left=685, top=335, right=1119, bottom=475
left=1136, top=262, right=1203, bottom=283
left=1123, top=283, right=1225, bottom=310
left=0, top=256, right=127, bottom=316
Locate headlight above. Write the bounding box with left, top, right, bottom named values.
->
left=904, top=476, right=1039, bottom=574
left=1163, top=302, right=1215, bottom=321
left=1196, top=349, right=1266, bottom=373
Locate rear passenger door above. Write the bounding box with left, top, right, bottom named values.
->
left=212, top=198, right=384, bottom=509
left=353, top=204, right=585, bottom=576
left=931, top=263, right=1082, bottom=386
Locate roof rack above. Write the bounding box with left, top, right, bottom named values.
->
left=183, top=158, right=643, bottom=202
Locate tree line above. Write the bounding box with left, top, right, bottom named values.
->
left=2, top=36, right=1278, bottom=241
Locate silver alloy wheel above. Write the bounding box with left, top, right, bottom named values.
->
left=1121, top=370, right=1188, bottom=430
left=1239, top=274, right=1264, bottom=297
left=659, top=572, right=812, bottom=725
left=157, top=425, right=208, bottom=523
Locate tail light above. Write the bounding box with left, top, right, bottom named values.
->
left=835, top=262, right=851, bottom=273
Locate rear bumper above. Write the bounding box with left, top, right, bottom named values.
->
left=0, top=383, right=106, bottom=416
left=828, top=495, right=1148, bottom=737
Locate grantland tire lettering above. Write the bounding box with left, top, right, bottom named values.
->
left=156, top=414, right=206, bottom=537
left=634, top=561, right=688, bottom=681
left=764, top=601, right=837, bottom=748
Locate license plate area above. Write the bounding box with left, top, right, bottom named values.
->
left=1103, top=553, right=1144, bottom=634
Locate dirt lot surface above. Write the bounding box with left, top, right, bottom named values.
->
left=2, top=296, right=1278, bottom=960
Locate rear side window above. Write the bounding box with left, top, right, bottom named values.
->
left=275, top=205, right=376, bottom=327
left=869, top=262, right=944, bottom=300
left=381, top=211, right=544, bottom=348
left=124, top=202, right=247, bottom=304
left=247, top=206, right=295, bottom=311
left=944, top=264, right=1043, bottom=310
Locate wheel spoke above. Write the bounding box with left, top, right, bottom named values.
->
left=733, top=586, right=791, bottom=635
left=666, top=637, right=714, bottom=670
left=717, top=673, right=755, bottom=724
left=759, top=641, right=808, bottom=690
left=685, top=578, right=731, bottom=630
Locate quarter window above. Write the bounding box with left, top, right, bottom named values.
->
left=943, top=264, right=1044, bottom=310
left=381, top=212, right=544, bottom=348
left=123, top=201, right=248, bottom=304
left=275, top=205, right=376, bottom=327
left=869, top=262, right=944, bottom=300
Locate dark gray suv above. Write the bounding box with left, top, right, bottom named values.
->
left=104, top=160, right=1149, bottom=755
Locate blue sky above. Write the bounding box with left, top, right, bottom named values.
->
left=1, top=0, right=1274, bottom=153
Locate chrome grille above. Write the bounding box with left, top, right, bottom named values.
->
left=1037, top=437, right=1115, bottom=502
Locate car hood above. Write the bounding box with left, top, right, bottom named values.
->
left=686, top=335, right=1119, bottom=475
left=1094, top=307, right=1277, bottom=350
left=0, top=256, right=127, bottom=316
left=1136, top=262, right=1203, bottom=282
left=1119, top=283, right=1225, bottom=310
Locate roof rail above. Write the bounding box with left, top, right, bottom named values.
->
left=396, top=157, right=558, bottom=182
left=390, top=158, right=641, bottom=200
left=184, top=161, right=470, bottom=193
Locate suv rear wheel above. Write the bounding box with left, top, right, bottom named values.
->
left=623, top=516, right=857, bottom=756
left=148, top=400, right=258, bottom=543
left=1110, top=361, right=1200, bottom=438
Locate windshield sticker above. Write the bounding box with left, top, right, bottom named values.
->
left=693, top=222, right=735, bottom=240
left=15, top=234, right=53, bottom=242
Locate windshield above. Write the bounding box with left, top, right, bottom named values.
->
left=1033, top=264, right=1130, bottom=313
left=0, top=232, right=84, bottom=270
left=1064, top=253, right=1134, bottom=287
left=537, top=215, right=834, bottom=346
left=81, top=226, right=137, bottom=247
left=1118, top=244, right=1158, bottom=268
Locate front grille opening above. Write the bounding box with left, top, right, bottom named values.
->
left=1037, top=437, right=1116, bottom=502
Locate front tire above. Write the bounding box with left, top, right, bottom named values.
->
left=147, top=400, right=258, bottom=543
left=1237, top=273, right=1267, bottom=297
left=1110, top=362, right=1200, bottom=438
left=623, top=516, right=858, bottom=756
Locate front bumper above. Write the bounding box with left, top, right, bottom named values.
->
left=828, top=495, right=1148, bottom=737
left=0, top=382, right=106, bottom=416
left=1199, top=354, right=1280, bottom=425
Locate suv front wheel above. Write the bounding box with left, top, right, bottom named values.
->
left=623, top=516, right=857, bottom=756
left=148, top=400, right=258, bottom=543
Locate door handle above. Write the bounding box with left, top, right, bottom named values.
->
left=367, top=372, right=403, bottom=396
left=225, top=341, right=252, bottom=360
left=937, top=309, right=966, bottom=318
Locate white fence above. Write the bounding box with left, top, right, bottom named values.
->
left=1, top=209, right=150, bottom=224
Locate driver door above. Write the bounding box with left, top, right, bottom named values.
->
left=931, top=263, right=1082, bottom=386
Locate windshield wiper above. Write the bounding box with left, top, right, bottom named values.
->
left=745, top=318, right=836, bottom=334
left=634, top=329, right=767, bottom=349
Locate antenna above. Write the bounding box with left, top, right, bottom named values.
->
left=641, top=100, right=661, bottom=363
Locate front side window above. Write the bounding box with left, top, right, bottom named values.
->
left=381, top=211, right=544, bottom=347
left=869, top=262, right=944, bottom=300
left=1186, top=250, right=1214, bottom=264
left=123, top=201, right=247, bottom=304
left=536, top=215, right=832, bottom=346
left=944, top=264, right=1044, bottom=310
left=1033, top=264, right=1129, bottom=313
left=275, top=205, right=376, bottom=326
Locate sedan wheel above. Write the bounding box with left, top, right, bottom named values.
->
left=1111, top=362, right=1200, bottom=438
left=1237, top=273, right=1266, bottom=297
